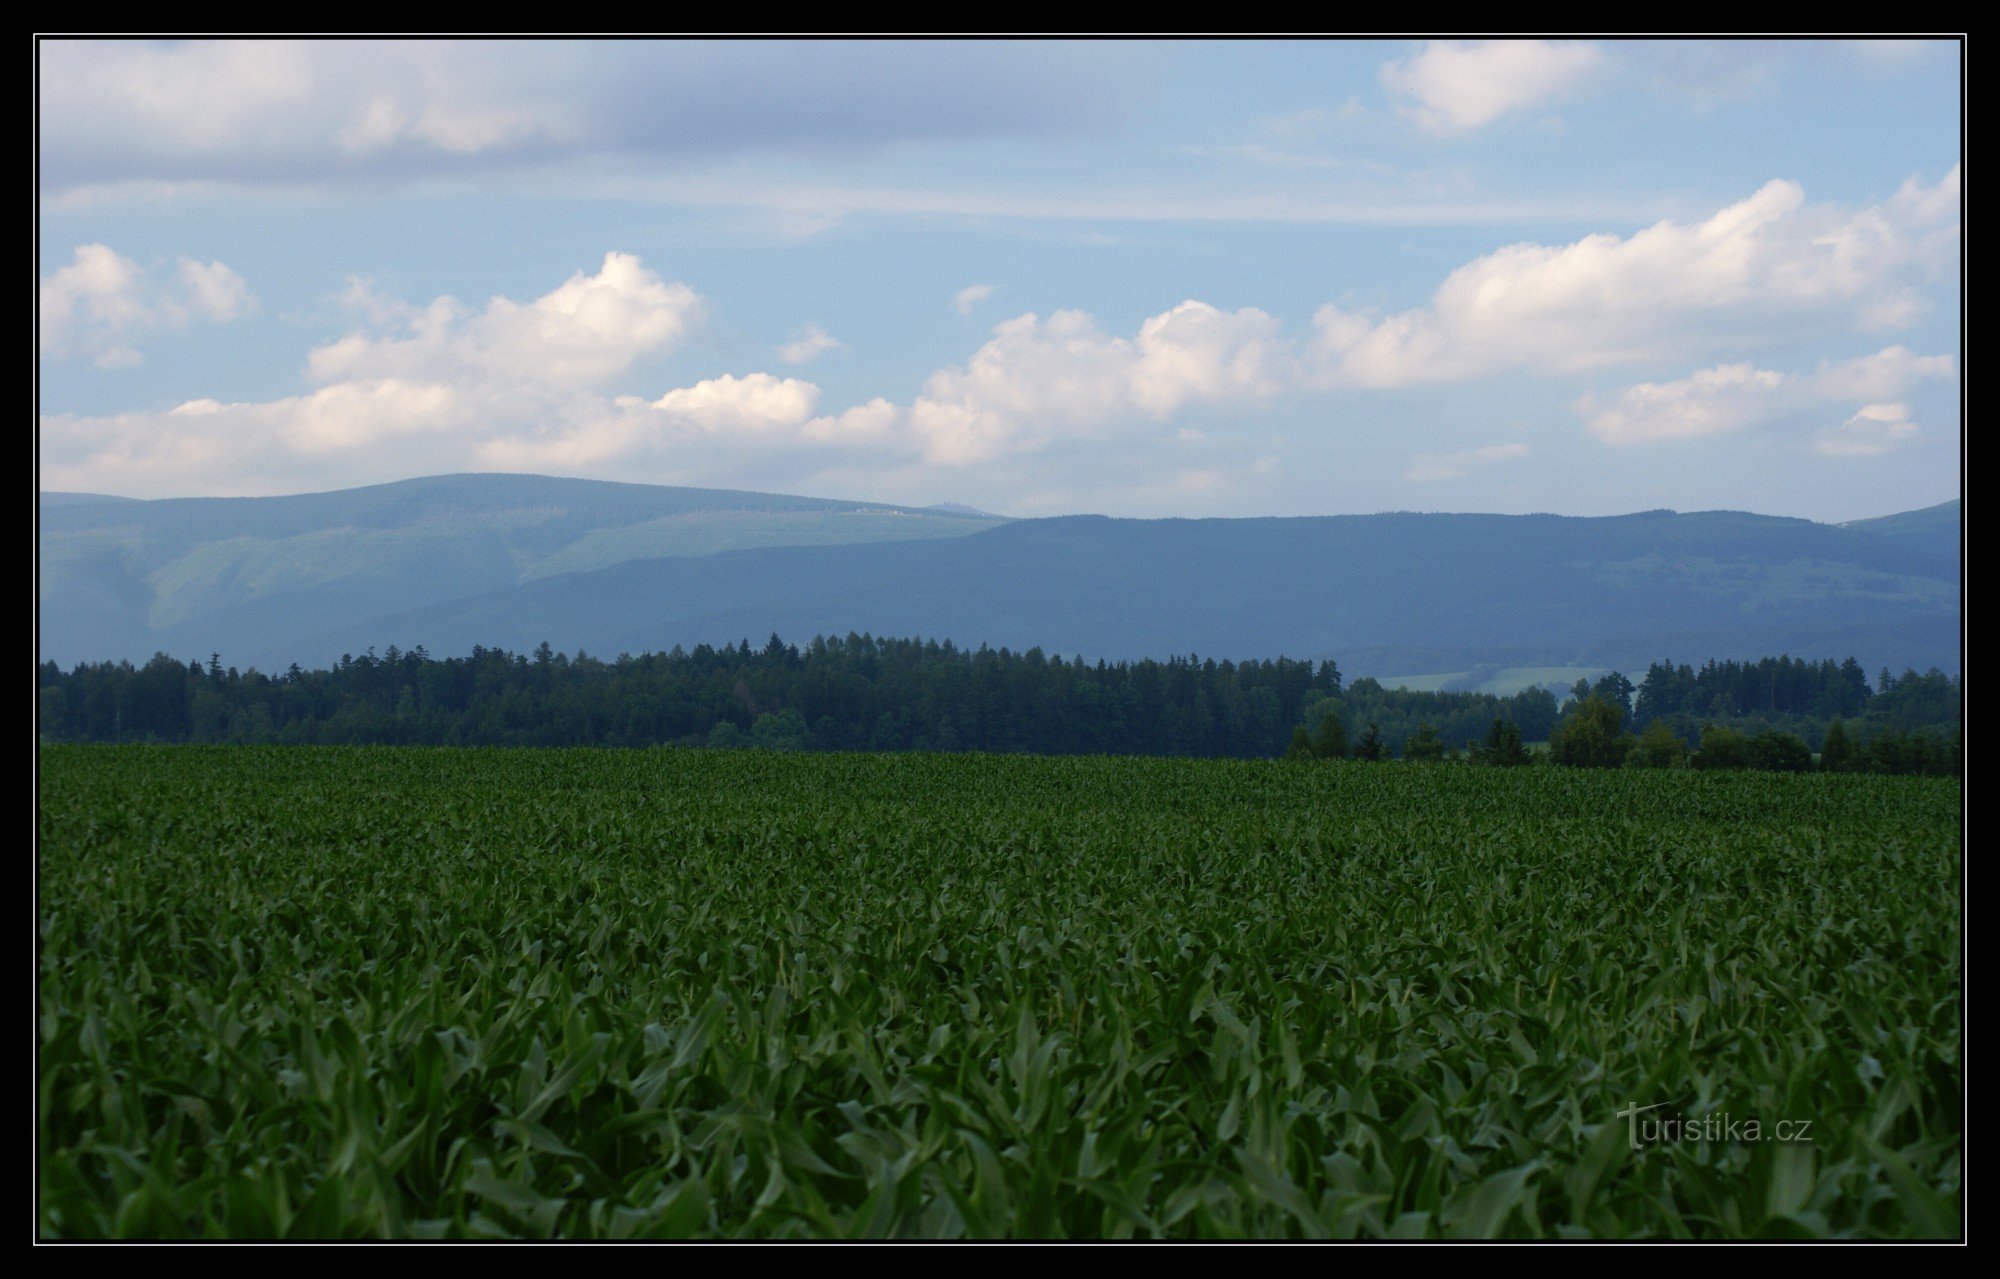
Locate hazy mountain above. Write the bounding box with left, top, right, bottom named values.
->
left=39, top=476, right=1959, bottom=677
left=38, top=474, right=1003, bottom=668
left=40, top=492, right=137, bottom=507
left=1841, top=499, right=1962, bottom=566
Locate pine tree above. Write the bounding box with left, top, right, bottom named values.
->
left=1357, top=722, right=1385, bottom=761
left=1403, top=722, right=1445, bottom=762
left=1480, top=716, right=1530, bottom=766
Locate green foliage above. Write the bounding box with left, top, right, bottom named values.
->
left=1356, top=722, right=1386, bottom=762
left=1628, top=721, right=1690, bottom=770
left=1860, top=726, right=1961, bottom=776
left=1401, top=722, right=1445, bottom=762
left=41, top=644, right=1954, bottom=778
left=1548, top=698, right=1636, bottom=770
left=1748, top=730, right=1814, bottom=774
left=1474, top=716, right=1531, bottom=767
left=39, top=746, right=1961, bottom=1239
left=1590, top=672, right=1636, bottom=720
left=1308, top=709, right=1349, bottom=760
left=1820, top=719, right=1855, bottom=773
left=34, top=638, right=1339, bottom=761
left=1325, top=681, right=1558, bottom=757
left=1694, top=725, right=1752, bottom=771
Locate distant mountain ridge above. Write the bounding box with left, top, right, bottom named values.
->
left=1838, top=500, right=1962, bottom=565
left=38, top=476, right=1959, bottom=677
left=39, top=474, right=1003, bottom=668
left=40, top=492, right=137, bottom=507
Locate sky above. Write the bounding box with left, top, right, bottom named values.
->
left=37, top=38, right=1962, bottom=521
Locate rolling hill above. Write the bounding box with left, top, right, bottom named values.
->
left=38, top=477, right=1960, bottom=677
left=38, top=474, right=1004, bottom=668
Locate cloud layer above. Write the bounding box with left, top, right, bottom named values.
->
left=39, top=243, right=252, bottom=366
left=40, top=171, right=1959, bottom=504
left=39, top=40, right=1143, bottom=200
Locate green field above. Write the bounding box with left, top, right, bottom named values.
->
left=37, top=746, right=1962, bottom=1239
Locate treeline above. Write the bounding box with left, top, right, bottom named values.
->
left=35, top=636, right=1959, bottom=774
left=1287, top=664, right=1959, bottom=776
left=1320, top=680, right=1560, bottom=754
left=35, top=635, right=1342, bottom=758
left=1632, top=654, right=1876, bottom=722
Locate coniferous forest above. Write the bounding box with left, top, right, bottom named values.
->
left=36, top=635, right=1959, bottom=773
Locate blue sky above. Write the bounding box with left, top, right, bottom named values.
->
left=38, top=38, right=1961, bottom=520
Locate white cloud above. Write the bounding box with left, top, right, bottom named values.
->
left=38, top=177, right=1961, bottom=504
left=43, top=253, right=710, bottom=492
left=652, top=373, right=819, bottom=433
left=954, top=283, right=996, bottom=316
left=778, top=323, right=841, bottom=364
left=334, top=276, right=420, bottom=327
left=1887, top=163, right=1962, bottom=229
left=43, top=378, right=468, bottom=496
left=39, top=244, right=146, bottom=353
left=176, top=258, right=253, bottom=322
left=306, top=251, right=703, bottom=389
left=1814, top=403, right=1921, bottom=458
left=907, top=302, right=1290, bottom=464
left=1381, top=41, right=1604, bottom=133
left=1580, top=364, right=1790, bottom=444
left=1308, top=169, right=1959, bottom=388
left=39, top=242, right=255, bottom=363
left=1403, top=442, right=1530, bottom=483
left=1580, top=346, right=1954, bottom=447
left=801, top=398, right=902, bottom=447
left=1807, top=345, right=1955, bottom=401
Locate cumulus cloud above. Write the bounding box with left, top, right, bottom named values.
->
left=954, top=283, right=997, bottom=316
left=1580, top=364, right=1790, bottom=444
left=1580, top=346, right=1953, bottom=447
left=39, top=243, right=254, bottom=364
left=43, top=252, right=712, bottom=493
left=1814, top=403, right=1921, bottom=457
left=778, top=323, right=841, bottom=364
left=1308, top=169, right=1959, bottom=387
left=652, top=373, right=818, bottom=434
left=907, top=302, right=1291, bottom=464
left=43, top=378, right=468, bottom=496
left=1403, top=442, right=1530, bottom=483
left=305, top=251, right=703, bottom=389
left=1381, top=41, right=1604, bottom=133
left=177, top=258, right=254, bottom=321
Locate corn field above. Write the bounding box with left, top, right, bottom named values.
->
left=37, top=745, right=1962, bottom=1238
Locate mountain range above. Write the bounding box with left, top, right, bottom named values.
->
left=39, top=473, right=1961, bottom=681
